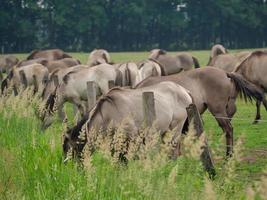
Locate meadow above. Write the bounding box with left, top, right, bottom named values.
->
left=0, top=50, right=267, bottom=200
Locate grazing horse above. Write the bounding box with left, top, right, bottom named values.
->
left=41, top=58, right=81, bottom=73
left=1, top=63, right=49, bottom=95
left=16, top=58, right=48, bottom=68
left=87, top=49, right=111, bottom=67
left=207, top=44, right=228, bottom=65
left=114, top=62, right=140, bottom=88
left=41, top=65, right=88, bottom=121
left=137, top=59, right=166, bottom=81
left=62, top=81, right=193, bottom=161
left=0, top=55, right=19, bottom=73
left=208, top=54, right=239, bottom=72
left=207, top=44, right=251, bottom=72
left=26, top=49, right=72, bottom=61
left=233, top=51, right=267, bottom=123
left=148, top=49, right=200, bottom=75
left=42, top=65, right=88, bottom=100
left=41, top=63, right=123, bottom=129
left=136, top=67, right=266, bottom=156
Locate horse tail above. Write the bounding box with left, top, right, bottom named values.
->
left=1, top=70, right=14, bottom=94
left=192, top=56, right=200, bottom=68
left=115, top=69, right=123, bottom=87
left=1, top=78, right=8, bottom=94
left=227, top=72, right=267, bottom=105
left=76, top=59, right=81, bottom=65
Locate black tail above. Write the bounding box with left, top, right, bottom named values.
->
left=1, top=70, right=14, bottom=94
left=1, top=78, right=8, bottom=94
left=227, top=72, right=267, bottom=105
left=192, top=56, right=200, bottom=68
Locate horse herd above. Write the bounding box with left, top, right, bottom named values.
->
left=0, top=45, right=266, bottom=162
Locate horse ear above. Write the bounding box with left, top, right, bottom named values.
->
left=152, top=67, right=159, bottom=76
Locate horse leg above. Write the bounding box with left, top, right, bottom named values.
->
left=214, top=115, right=233, bottom=157
left=253, top=100, right=261, bottom=124
left=226, top=98, right=237, bottom=120
left=209, top=103, right=234, bottom=157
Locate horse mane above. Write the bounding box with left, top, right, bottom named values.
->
left=66, top=113, right=90, bottom=141
left=44, top=86, right=58, bottom=116
left=233, top=50, right=266, bottom=72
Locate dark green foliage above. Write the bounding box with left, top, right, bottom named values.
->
left=0, top=0, right=266, bottom=52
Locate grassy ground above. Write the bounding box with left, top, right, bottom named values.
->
left=0, top=50, right=267, bottom=199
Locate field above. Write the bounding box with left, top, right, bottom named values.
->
left=1, top=50, right=267, bottom=200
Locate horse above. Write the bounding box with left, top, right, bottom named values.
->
left=1, top=63, right=49, bottom=95
left=207, top=44, right=228, bottom=65
left=135, top=67, right=267, bottom=157
left=208, top=54, right=239, bottom=72
left=114, top=62, right=140, bottom=88
left=137, top=59, right=166, bottom=81
left=62, top=81, right=193, bottom=161
left=26, top=49, right=72, bottom=61
left=42, top=65, right=88, bottom=100
left=16, top=58, right=48, bottom=68
left=41, top=63, right=124, bottom=129
left=207, top=44, right=252, bottom=72
left=41, top=65, right=88, bottom=121
left=148, top=49, right=200, bottom=75
left=233, top=50, right=267, bottom=123
left=0, top=55, right=19, bottom=73
left=41, top=58, right=81, bottom=73
left=87, top=49, right=111, bottom=67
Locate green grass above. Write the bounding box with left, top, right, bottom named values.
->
left=1, top=50, right=267, bottom=199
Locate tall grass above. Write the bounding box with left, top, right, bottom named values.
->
left=1, top=50, right=267, bottom=199
left=0, top=86, right=266, bottom=199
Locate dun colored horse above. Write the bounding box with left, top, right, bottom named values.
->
left=233, top=50, right=267, bottom=123
left=62, top=82, right=193, bottom=161
left=136, top=67, right=266, bottom=156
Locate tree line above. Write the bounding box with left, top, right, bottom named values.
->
left=1, top=0, right=266, bottom=53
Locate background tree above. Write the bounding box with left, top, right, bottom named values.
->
left=0, top=0, right=266, bottom=53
